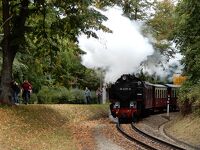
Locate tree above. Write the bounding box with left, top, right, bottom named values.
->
left=121, top=0, right=153, bottom=20
left=174, top=0, right=200, bottom=115
left=0, top=0, right=109, bottom=105
left=175, top=0, right=200, bottom=83
left=139, top=0, right=177, bottom=78
left=146, top=0, right=176, bottom=57
left=96, top=0, right=153, bottom=20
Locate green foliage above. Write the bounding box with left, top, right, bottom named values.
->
left=37, top=86, right=72, bottom=104
left=29, top=93, right=38, bottom=104
left=37, top=86, right=98, bottom=104
left=96, top=0, right=153, bottom=20
left=178, top=80, right=194, bottom=104
left=146, top=0, right=176, bottom=57
left=178, top=80, right=200, bottom=115
left=122, top=0, right=153, bottom=20
left=174, top=0, right=200, bottom=83
left=0, top=0, right=113, bottom=104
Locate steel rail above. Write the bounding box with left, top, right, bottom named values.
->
left=116, top=122, right=158, bottom=150
left=131, top=123, right=186, bottom=150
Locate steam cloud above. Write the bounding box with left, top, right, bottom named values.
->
left=78, top=7, right=154, bottom=82
left=78, top=6, right=182, bottom=83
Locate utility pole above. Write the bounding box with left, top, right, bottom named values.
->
left=102, top=83, right=106, bottom=104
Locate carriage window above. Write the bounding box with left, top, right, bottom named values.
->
left=160, top=89, right=162, bottom=98
left=156, top=89, right=158, bottom=98
left=159, top=89, right=161, bottom=98
left=155, top=89, right=157, bottom=98
left=164, top=90, right=166, bottom=98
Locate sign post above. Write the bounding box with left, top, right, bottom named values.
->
left=167, top=94, right=170, bottom=117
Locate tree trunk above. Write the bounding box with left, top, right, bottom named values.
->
left=1, top=0, right=30, bottom=105
left=0, top=52, right=15, bottom=105
left=0, top=0, right=14, bottom=105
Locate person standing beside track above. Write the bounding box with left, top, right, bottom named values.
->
left=21, top=80, right=32, bottom=105
left=11, top=80, right=20, bottom=105
left=84, top=87, right=91, bottom=104
left=96, top=87, right=102, bottom=104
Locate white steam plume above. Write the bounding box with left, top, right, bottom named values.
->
left=78, top=6, right=154, bottom=83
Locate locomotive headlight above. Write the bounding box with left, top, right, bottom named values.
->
left=137, top=81, right=142, bottom=86
left=130, top=101, right=136, bottom=108
left=114, top=101, right=120, bottom=109
left=122, top=75, right=127, bottom=80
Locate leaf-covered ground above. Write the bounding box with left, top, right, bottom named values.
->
left=1, top=104, right=199, bottom=150
left=0, top=104, right=109, bottom=150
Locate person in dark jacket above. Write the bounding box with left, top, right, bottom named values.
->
left=84, top=87, right=91, bottom=104
left=11, top=80, right=20, bottom=105
left=96, top=88, right=102, bottom=104
left=21, top=80, right=32, bottom=105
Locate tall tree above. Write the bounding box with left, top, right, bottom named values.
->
left=175, top=0, right=200, bottom=83
left=0, top=0, right=109, bottom=105
left=147, top=0, right=176, bottom=57
left=96, top=0, right=153, bottom=20
left=121, top=0, right=152, bottom=20
left=173, top=0, right=200, bottom=115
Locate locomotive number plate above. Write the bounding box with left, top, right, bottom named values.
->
left=119, top=88, right=131, bottom=91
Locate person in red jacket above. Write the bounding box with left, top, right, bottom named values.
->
left=21, top=80, right=32, bottom=105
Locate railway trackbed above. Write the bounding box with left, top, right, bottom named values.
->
left=116, top=122, right=186, bottom=150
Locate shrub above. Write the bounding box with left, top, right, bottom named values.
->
left=178, top=81, right=200, bottom=115
left=30, top=93, right=38, bottom=104
left=36, top=86, right=97, bottom=104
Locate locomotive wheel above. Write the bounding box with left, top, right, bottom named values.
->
left=111, top=112, right=116, bottom=118
left=131, top=114, right=138, bottom=123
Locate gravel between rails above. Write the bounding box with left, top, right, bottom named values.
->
left=94, top=124, right=125, bottom=150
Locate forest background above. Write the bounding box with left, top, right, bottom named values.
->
left=0, top=0, right=200, bottom=115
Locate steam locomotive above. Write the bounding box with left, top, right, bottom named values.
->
left=108, top=74, right=180, bottom=122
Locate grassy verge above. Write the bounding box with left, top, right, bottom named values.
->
left=166, top=114, right=200, bottom=146
left=0, top=104, right=109, bottom=150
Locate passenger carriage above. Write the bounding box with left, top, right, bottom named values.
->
left=108, top=74, right=180, bottom=123
left=165, top=84, right=181, bottom=111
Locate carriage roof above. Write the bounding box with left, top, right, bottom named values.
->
left=145, top=82, right=166, bottom=88
left=165, top=84, right=181, bottom=88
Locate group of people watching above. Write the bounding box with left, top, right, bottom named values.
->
left=84, top=87, right=102, bottom=104
left=11, top=80, right=32, bottom=105
left=11, top=81, right=101, bottom=105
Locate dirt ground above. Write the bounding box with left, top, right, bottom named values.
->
left=74, top=112, right=200, bottom=150
left=1, top=105, right=199, bottom=150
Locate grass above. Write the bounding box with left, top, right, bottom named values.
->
left=166, top=113, right=200, bottom=146
left=0, top=104, right=109, bottom=150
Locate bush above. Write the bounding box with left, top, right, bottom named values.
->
left=36, top=86, right=98, bottom=104
left=30, top=93, right=38, bottom=104
left=178, top=81, right=200, bottom=115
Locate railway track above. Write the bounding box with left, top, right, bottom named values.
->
left=116, top=122, right=186, bottom=150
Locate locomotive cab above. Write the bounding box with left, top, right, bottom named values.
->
left=108, top=74, right=144, bottom=122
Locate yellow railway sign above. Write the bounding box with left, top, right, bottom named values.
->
left=173, top=74, right=187, bottom=85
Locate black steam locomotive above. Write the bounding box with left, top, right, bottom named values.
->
left=108, top=74, right=180, bottom=122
